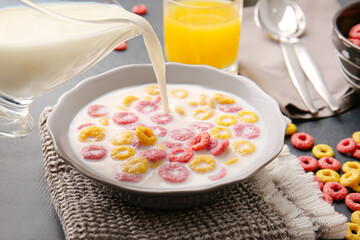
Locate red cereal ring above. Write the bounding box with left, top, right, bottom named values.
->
left=314, top=176, right=324, bottom=190
left=337, top=138, right=357, bottom=154
left=125, top=123, right=147, bottom=131
left=153, top=95, right=161, bottom=103
left=352, top=143, right=360, bottom=159
left=112, top=112, right=138, bottom=125
left=138, top=148, right=167, bottom=162
left=150, top=126, right=167, bottom=138
left=318, top=157, right=341, bottom=171
left=208, top=168, right=227, bottom=181
left=346, top=193, right=360, bottom=211
left=323, top=182, right=348, bottom=201
left=88, top=104, right=107, bottom=117
left=190, top=122, right=215, bottom=131
left=291, top=132, right=314, bottom=150
left=169, top=147, right=194, bottom=163
left=207, top=138, right=219, bottom=150
left=349, top=23, right=360, bottom=39
left=114, top=42, right=127, bottom=51
left=233, top=124, right=260, bottom=139
left=80, top=145, right=106, bottom=160
left=162, top=141, right=183, bottom=149
left=77, top=123, right=94, bottom=130
left=158, top=162, right=189, bottom=183
left=218, top=104, right=242, bottom=113
left=322, top=193, right=333, bottom=205
left=187, top=132, right=211, bottom=151
left=298, top=155, right=318, bottom=171
left=135, top=100, right=159, bottom=114
left=210, top=139, right=230, bottom=156
left=170, top=128, right=195, bottom=141
left=150, top=113, right=172, bottom=125
left=132, top=4, right=147, bottom=15
left=349, top=38, right=360, bottom=47
left=114, top=172, right=141, bottom=183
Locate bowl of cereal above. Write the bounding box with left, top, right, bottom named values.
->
left=48, top=63, right=287, bottom=209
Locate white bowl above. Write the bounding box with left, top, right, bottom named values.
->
left=47, top=63, right=287, bottom=209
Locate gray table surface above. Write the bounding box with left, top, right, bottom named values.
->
left=0, top=0, right=359, bottom=239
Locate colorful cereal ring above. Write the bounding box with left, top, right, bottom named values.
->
left=112, top=112, right=138, bottom=125
left=322, top=193, right=333, bottom=205
left=88, top=104, right=107, bottom=117
left=342, top=161, right=360, bottom=173
left=162, top=141, right=183, bottom=149
left=312, top=144, right=334, bottom=158
left=210, top=126, right=232, bottom=139
left=285, top=123, right=297, bottom=135
left=232, top=140, right=256, bottom=155
left=170, top=128, right=195, bottom=141
left=122, top=95, right=139, bottom=107
left=352, top=143, right=360, bottom=159
left=340, top=171, right=360, bottom=188
left=114, top=172, right=141, bottom=183
left=145, top=85, right=159, bottom=95
left=135, top=126, right=157, bottom=145
left=346, top=223, right=360, bottom=240
left=315, top=169, right=340, bottom=183
left=233, top=124, right=260, bottom=139
left=111, top=131, right=134, bottom=145
left=323, top=182, right=348, bottom=201
left=318, top=157, right=341, bottom=171
left=218, top=104, right=242, bottom=113
left=169, top=147, right=194, bottom=163
left=190, top=122, right=215, bottom=131
left=216, top=115, right=237, bottom=127
left=346, top=193, right=360, bottom=211
left=170, top=89, right=188, bottom=98
left=189, top=155, right=216, bottom=173
left=80, top=145, right=106, bottom=160
left=121, top=157, right=149, bottom=175
left=353, top=131, right=360, bottom=144
left=193, top=106, right=214, bottom=120
left=208, top=168, right=227, bottom=181
left=111, top=146, right=135, bottom=160
left=337, top=138, right=356, bottom=154
left=212, top=92, right=235, bottom=104
left=135, top=100, right=159, bottom=114
left=187, top=132, right=211, bottom=151
left=158, top=162, right=189, bottom=183
left=236, top=111, right=258, bottom=123
left=138, top=148, right=167, bottom=162
left=78, top=126, right=105, bottom=142
left=351, top=211, right=360, bottom=224
left=150, top=126, right=167, bottom=138
left=291, top=132, right=314, bottom=150
left=298, top=155, right=318, bottom=172
left=150, top=113, right=172, bottom=124
left=210, top=139, right=229, bottom=156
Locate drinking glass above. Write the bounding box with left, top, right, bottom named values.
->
left=163, top=0, right=243, bottom=73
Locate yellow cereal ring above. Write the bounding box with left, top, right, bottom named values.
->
left=111, top=146, right=135, bottom=160
left=352, top=211, right=360, bottom=224
left=199, top=94, right=215, bottom=108
left=340, top=171, right=360, bottom=187
left=78, top=126, right=105, bottom=142
left=122, top=95, right=139, bottom=107
left=121, top=157, right=149, bottom=174
left=343, top=161, right=360, bottom=173
left=353, top=131, right=360, bottom=144
left=144, top=96, right=152, bottom=100
left=175, top=105, right=184, bottom=115
left=210, top=126, right=232, bottom=139
left=312, top=144, right=334, bottom=158
left=193, top=106, right=214, bottom=120
left=170, top=89, right=188, bottom=98
left=145, top=85, right=159, bottom=95
left=346, top=223, right=360, bottom=240
left=236, top=111, right=259, bottom=123
left=216, top=115, right=237, bottom=127
left=117, top=105, right=127, bottom=111
left=225, top=157, right=239, bottom=165
left=285, top=123, right=297, bottom=135
left=111, top=131, right=134, bottom=146
left=150, top=160, right=163, bottom=169
left=188, top=101, right=198, bottom=106
left=155, top=144, right=167, bottom=151
left=189, top=155, right=216, bottom=173
left=135, top=126, right=157, bottom=145
left=99, top=117, right=109, bottom=126
left=212, top=92, right=235, bottom=104
left=232, top=140, right=256, bottom=155
left=315, top=169, right=340, bottom=183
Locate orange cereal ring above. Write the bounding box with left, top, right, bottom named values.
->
left=111, top=146, right=135, bottom=160
left=285, top=123, right=297, bottom=135
left=353, top=131, right=360, bottom=143
left=342, top=161, right=360, bottom=173
left=352, top=211, right=360, bottom=224
left=170, top=89, right=188, bottom=98
left=78, top=126, right=105, bottom=142
left=111, top=131, right=134, bottom=146
left=212, top=92, right=235, bottom=104
left=312, top=144, right=334, bottom=158
left=216, top=115, right=237, bottom=127
left=231, top=140, right=256, bottom=155
left=315, top=169, right=340, bottom=183
left=189, top=155, right=216, bottom=173
left=210, top=126, right=232, bottom=139
left=145, top=85, right=159, bottom=95
left=135, top=126, right=157, bottom=145
left=122, top=95, right=139, bottom=107
left=236, top=111, right=258, bottom=123
left=120, top=157, right=149, bottom=174
left=193, top=106, right=214, bottom=120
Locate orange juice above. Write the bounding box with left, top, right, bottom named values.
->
left=163, top=0, right=241, bottom=70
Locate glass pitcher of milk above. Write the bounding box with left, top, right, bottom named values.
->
left=0, top=0, right=167, bottom=137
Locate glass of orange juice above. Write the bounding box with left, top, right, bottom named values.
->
left=163, top=0, right=243, bottom=73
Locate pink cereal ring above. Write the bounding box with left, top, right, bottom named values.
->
left=187, top=132, right=211, bottom=151
left=352, top=143, right=360, bottom=159
left=208, top=168, right=227, bottom=181
left=153, top=95, right=161, bottom=103
left=114, top=172, right=141, bottom=183
left=169, top=147, right=194, bottom=163
left=323, top=182, right=348, bottom=201
left=314, top=176, right=324, bottom=190
left=170, top=128, right=195, bottom=141
left=233, top=124, right=260, bottom=139
left=346, top=193, right=360, bottom=211
left=207, top=138, right=219, bottom=150
left=337, top=138, right=356, bottom=154
left=158, top=162, right=189, bottom=183
left=80, top=145, right=106, bottom=160
left=135, top=100, right=159, bottom=114
left=77, top=123, right=94, bottom=130
left=88, top=104, right=107, bottom=117
left=190, top=122, right=215, bottom=131
left=298, top=155, right=318, bottom=171
left=150, top=126, right=167, bottom=138
left=131, top=135, right=141, bottom=149
left=162, top=141, right=183, bottom=149
left=139, top=148, right=167, bottom=162
left=291, top=132, right=314, bottom=150
left=318, top=157, right=341, bottom=171
left=218, top=104, right=242, bottom=113
left=125, top=123, right=147, bottom=131
left=150, top=113, right=172, bottom=125
left=132, top=4, right=147, bottom=15
left=210, top=139, right=230, bottom=156
left=322, top=193, right=333, bottom=205
left=112, top=112, right=138, bottom=125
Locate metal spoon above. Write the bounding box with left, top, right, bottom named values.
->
left=254, top=0, right=340, bottom=113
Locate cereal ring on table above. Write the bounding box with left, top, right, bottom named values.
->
left=318, top=157, right=341, bottom=171
left=218, top=104, right=242, bottom=113
left=170, top=89, right=188, bottom=98
left=99, top=117, right=109, bottom=126
left=323, top=182, right=348, bottom=201
left=285, top=123, right=297, bottom=135
left=122, top=95, right=139, bottom=107
left=80, top=145, right=106, bottom=160
left=216, top=115, right=237, bottom=127
left=337, top=138, right=357, bottom=154
left=189, top=155, right=216, bottom=173
left=353, top=131, right=360, bottom=143
left=88, top=104, right=107, bottom=117
left=233, top=124, right=260, bottom=139
left=346, top=193, right=360, bottom=211
left=352, top=143, right=360, bottom=159
left=139, top=148, right=167, bottom=162
left=145, top=85, right=159, bottom=95
left=225, top=157, right=239, bottom=165
left=236, top=111, right=258, bottom=123
left=135, top=126, right=157, bottom=145
left=114, top=172, right=142, bottom=183
left=162, top=141, right=183, bottom=149
left=212, top=92, right=235, bottom=104
left=150, top=126, right=167, bottom=138
left=135, top=100, right=159, bottom=114
left=315, top=169, right=340, bottom=183
left=111, top=131, right=134, bottom=146
left=199, top=94, right=215, bottom=108
left=112, top=112, right=139, bottom=125
left=77, top=123, right=94, bottom=130
left=291, top=132, right=314, bottom=150
left=314, top=176, right=324, bottom=190
left=193, top=106, right=214, bottom=120
left=322, top=193, right=333, bottom=205
left=170, top=128, right=195, bottom=141
left=210, top=139, right=229, bottom=156
left=78, top=126, right=106, bottom=142
left=312, top=144, right=334, bottom=158
left=232, top=140, right=256, bottom=155
left=208, top=168, right=227, bottom=181
left=132, top=4, right=147, bottom=15
left=210, top=126, right=232, bottom=139
left=150, top=113, right=172, bottom=125
left=206, top=138, right=219, bottom=150
left=298, top=155, right=318, bottom=172
left=190, top=122, right=215, bottom=131
left=346, top=223, right=360, bottom=240
left=111, top=146, right=135, bottom=160
left=158, top=162, right=189, bottom=183
left=174, top=105, right=184, bottom=115
left=352, top=211, right=360, bottom=224
left=121, top=157, right=149, bottom=175
left=187, top=132, right=211, bottom=151
left=340, top=171, right=360, bottom=188
left=124, top=123, right=147, bottom=131
left=343, top=161, right=360, bottom=173
left=169, top=147, right=194, bottom=163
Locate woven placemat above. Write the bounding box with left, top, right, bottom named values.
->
left=40, top=107, right=347, bottom=240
